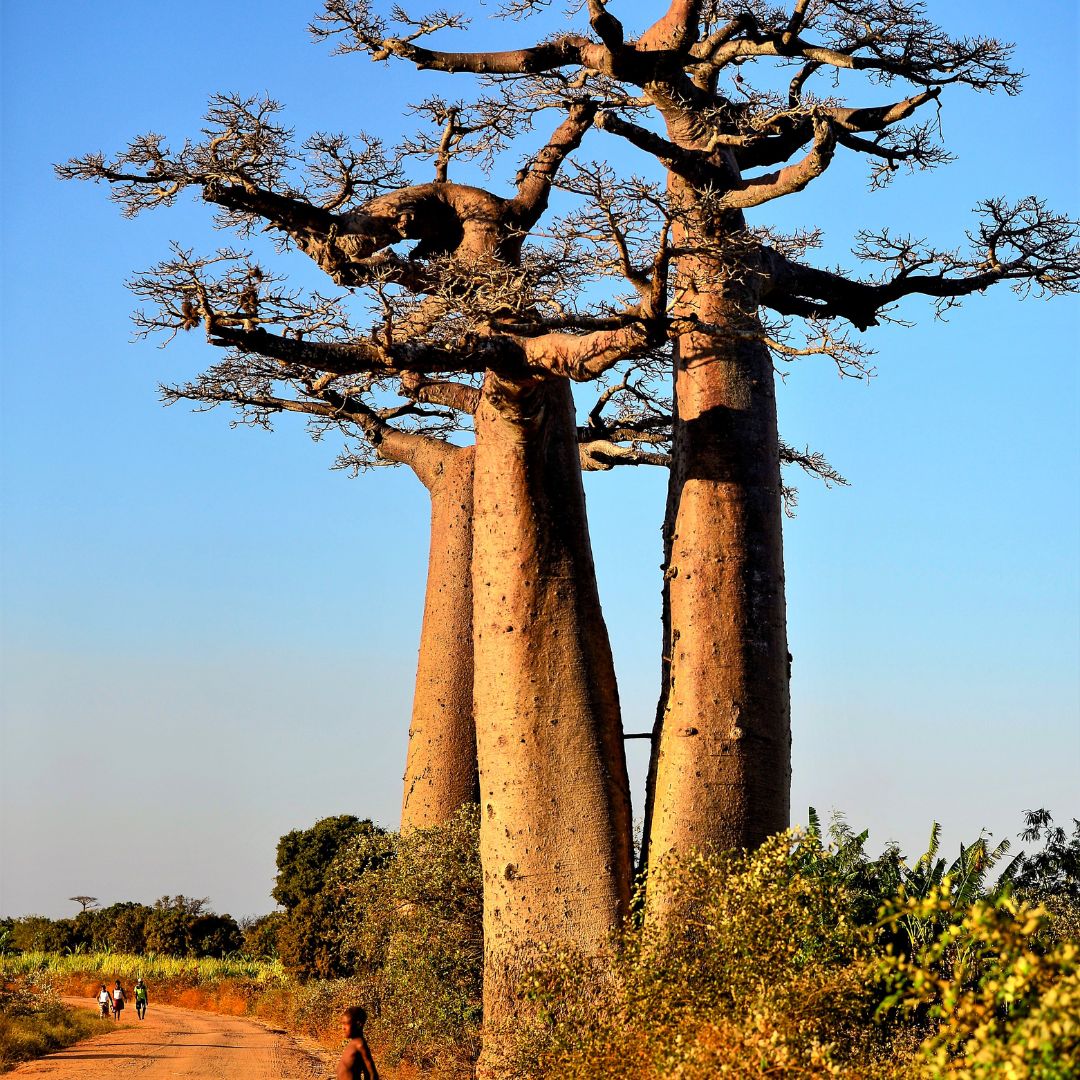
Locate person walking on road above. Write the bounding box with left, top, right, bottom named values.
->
left=97, top=984, right=111, bottom=1019
left=111, top=980, right=125, bottom=1020
left=134, top=978, right=148, bottom=1020
left=337, top=1007, right=379, bottom=1080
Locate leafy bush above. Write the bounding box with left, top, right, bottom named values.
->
left=141, top=896, right=242, bottom=958
left=242, top=912, right=286, bottom=960
left=332, top=805, right=483, bottom=1076
left=509, top=831, right=903, bottom=1079
left=506, top=815, right=1080, bottom=1080
left=273, top=815, right=385, bottom=979
left=877, top=888, right=1080, bottom=1077
left=0, top=976, right=102, bottom=1071
left=273, top=815, right=382, bottom=911
left=7, top=916, right=76, bottom=955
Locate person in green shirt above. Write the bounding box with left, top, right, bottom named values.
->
left=134, top=978, right=148, bottom=1020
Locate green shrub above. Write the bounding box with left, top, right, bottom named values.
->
left=331, top=805, right=482, bottom=1077
left=0, top=977, right=102, bottom=1072
left=877, top=887, right=1080, bottom=1077
left=273, top=816, right=386, bottom=979
left=7, top=917, right=76, bottom=955
left=508, top=831, right=905, bottom=1079
left=242, top=912, right=287, bottom=961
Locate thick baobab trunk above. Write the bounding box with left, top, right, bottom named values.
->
left=471, top=373, right=633, bottom=1074
left=400, top=444, right=478, bottom=831
left=644, top=205, right=791, bottom=917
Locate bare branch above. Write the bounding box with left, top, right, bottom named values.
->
left=762, top=198, right=1080, bottom=328
left=586, top=0, right=623, bottom=51
left=510, top=102, right=598, bottom=227
left=719, top=115, right=836, bottom=209
left=595, top=110, right=718, bottom=186
left=639, top=1, right=702, bottom=53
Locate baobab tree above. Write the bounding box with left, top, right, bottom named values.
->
left=312, top=0, right=1080, bottom=923
left=158, top=330, right=670, bottom=831
left=61, top=1, right=1079, bottom=1072
left=156, top=332, right=481, bottom=831
left=60, top=89, right=674, bottom=1059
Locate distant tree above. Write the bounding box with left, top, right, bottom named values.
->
left=69, top=896, right=98, bottom=913
left=189, top=912, right=244, bottom=957
left=105, top=903, right=153, bottom=954
left=70, top=901, right=153, bottom=953
left=273, top=816, right=380, bottom=911
left=9, top=916, right=76, bottom=954
left=241, top=912, right=287, bottom=960
left=143, top=896, right=210, bottom=956
left=1014, top=809, right=1080, bottom=905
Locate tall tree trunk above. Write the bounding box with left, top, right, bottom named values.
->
left=643, top=193, right=791, bottom=920
left=400, top=444, right=479, bottom=831
left=471, top=373, right=633, bottom=1076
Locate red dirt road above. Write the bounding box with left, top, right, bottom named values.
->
left=8, top=997, right=333, bottom=1078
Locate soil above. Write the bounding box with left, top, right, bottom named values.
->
left=7, top=996, right=335, bottom=1078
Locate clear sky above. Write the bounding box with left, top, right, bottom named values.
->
left=1, top=2, right=1077, bottom=921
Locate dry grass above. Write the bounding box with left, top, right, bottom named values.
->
left=0, top=981, right=103, bottom=1073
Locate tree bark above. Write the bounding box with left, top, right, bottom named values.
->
left=400, top=444, right=479, bottom=831
left=471, top=372, right=633, bottom=1075
left=643, top=188, right=791, bottom=919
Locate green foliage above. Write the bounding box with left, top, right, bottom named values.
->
left=7, top=916, right=76, bottom=955
left=272, top=815, right=380, bottom=911
left=272, top=815, right=386, bottom=980
left=106, top=903, right=152, bottom=954
left=508, top=814, right=1080, bottom=1080
left=242, top=912, right=286, bottom=961
left=277, top=892, right=356, bottom=979
left=70, top=902, right=153, bottom=954
left=2, top=899, right=241, bottom=960
left=876, top=888, right=1080, bottom=1077
left=0, top=977, right=102, bottom=1071
left=333, top=806, right=483, bottom=1076
left=141, top=896, right=242, bottom=958
left=1013, top=809, right=1080, bottom=911
left=801, top=810, right=1019, bottom=958
left=510, top=832, right=899, bottom=1079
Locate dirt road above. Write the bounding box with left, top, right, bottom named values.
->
left=8, top=997, right=333, bottom=1078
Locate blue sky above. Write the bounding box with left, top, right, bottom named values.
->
left=1, top=1, right=1077, bottom=920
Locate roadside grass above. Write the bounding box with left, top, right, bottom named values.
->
left=0, top=980, right=104, bottom=1073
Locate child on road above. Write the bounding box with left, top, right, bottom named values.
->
left=337, top=1007, right=378, bottom=1080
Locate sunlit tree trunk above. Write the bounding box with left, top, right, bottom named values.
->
left=401, top=444, right=478, bottom=831
left=644, top=187, right=791, bottom=919
left=471, top=372, right=633, bottom=1075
